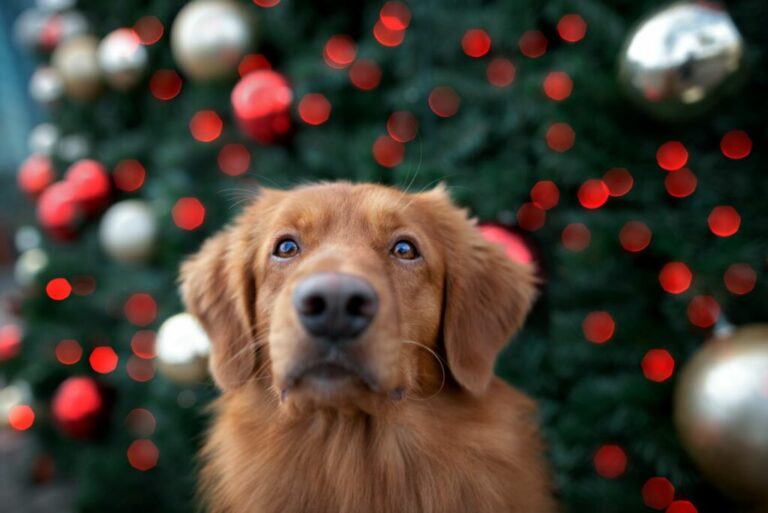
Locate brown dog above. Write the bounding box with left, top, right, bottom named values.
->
left=181, top=182, right=556, bottom=513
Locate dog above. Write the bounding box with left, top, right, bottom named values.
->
left=181, top=182, right=556, bottom=513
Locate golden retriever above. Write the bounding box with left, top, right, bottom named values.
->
left=181, top=182, right=556, bottom=513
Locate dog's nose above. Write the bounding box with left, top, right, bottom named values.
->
left=293, top=272, right=378, bottom=340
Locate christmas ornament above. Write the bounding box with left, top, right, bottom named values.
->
left=478, top=224, right=535, bottom=265
left=97, top=28, right=148, bottom=90
left=36, top=181, right=82, bottom=240
left=18, top=154, right=55, bottom=197
left=29, top=66, right=65, bottom=107
left=231, top=70, right=292, bottom=143
left=39, top=10, right=90, bottom=50
left=0, top=380, right=33, bottom=427
left=99, top=200, right=157, bottom=263
left=14, top=249, right=49, bottom=288
left=64, top=159, right=110, bottom=215
left=675, top=324, right=768, bottom=504
left=619, top=2, right=744, bottom=120
left=51, top=376, right=106, bottom=439
left=13, top=8, right=51, bottom=50
left=51, top=35, right=102, bottom=100
left=28, top=123, right=59, bottom=155
left=56, top=133, right=91, bottom=161
left=156, top=313, right=211, bottom=384
left=37, top=0, right=77, bottom=12
left=171, top=0, right=256, bottom=81
left=0, top=324, right=23, bottom=362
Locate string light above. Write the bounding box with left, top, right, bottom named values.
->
left=593, top=444, right=627, bottom=478
left=664, top=168, right=697, bottom=198
left=90, top=346, right=118, bottom=374
left=55, top=339, right=82, bottom=365
left=577, top=179, right=609, bottom=209
left=603, top=168, right=633, bottom=197
left=218, top=144, right=251, bottom=177
left=372, top=135, right=404, bottom=167
left=428, top=87, right=460, bottom=117
left=659, top=262, right=692, bottom=294
left=486, top=58, right=516, bottom=87
left=516, top=202, right=546, bottom=231
left=708, top=206, right=740, bottom=237
left=0, top=324, right=22, bottom=361
left=349, top=59, right=382, bottom=90
left=724, top=263, right=756, bottom=295
left=557, top=14, right=587, bottom=43
left=530, top=180, right=560, bottom=210
left=298, top=93, right=331, bottom=125
left=172, top=197, right=206, bottom=230
left=642, top=477, right=675, bottom=510
left=47, top=278, right=72, bottom=301
left=619, top=221, right=651, bottom=252
left=131, top=330, right=156, bottom=359
left=720, top=130, right=752, bottom=160
left=543, top=71, right=572, bottom=101
left=519, top=30, right=547, bottom=58
left=656, top=141, right=688, bottom=171
left=583, top=311, right=615, bottom=344
left=561, top=223, right=591, bottom=252
left=687, top=295, right=720, bottom=328
left=9, top=405, right=35, bottom=431
left=124, top=293, right=157, bottom=327
left=462, top=29, right=491, bottom=58
left=113, top=160, right=146, bottom=192
left=189, top=111, right=223, bottom=142
left=642, top=349, right=675, bottom=382
left=238, top=54, right=271, bottom=77
left=127, top=439, right=159, bottom=471
left=134, top=16, right=163, bottom=45
left=323, top=35, right=357, bottom=69
left=379, top=1, right=411, bottom=30
left=373, top=20, right=405, bottom=47
left=387, top=111, right=418, bottom=143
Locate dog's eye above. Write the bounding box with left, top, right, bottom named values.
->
left=391, top=240, right=419, bottom=260
left=274, top=238, right=300, bottom=259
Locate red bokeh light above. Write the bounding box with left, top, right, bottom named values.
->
left=519, top=30, right=547, bottom=58
left=583, top=311, right=615, bottom=344
left=238, top=54, right=271, bottom=77
left=546, top=122, right=575, bottom=152
left=724, top=263, right=756, bottom=295
left=189, top=111, right=223, bottom=143
left=124, top=293, right=157, bottom=327
left=656, top=141, right=688, bottom=171
left=127, top=439, right=159, bottom=471
left=231, top=70, right=293, bottom=144
left=720, top=130, right=752, bottom=160
left=620, top=221, right=652, bottom=252
left=172, top=197, right=206, bottom=230
left=594, top=444, right=627, bottom=478
left=90, top=346, right=118, bottom=374
left=52, top=376, right=103, bottom=438
left=126, top=408, right=157, bottom=437
left=666, top=501, right=698, bottom=513
left=708, top=206, right=740, bottom=237
left=562, top=223, right=591, bottom=252
left=379, top=1, right=411, bottom=31
left=486, top=58, right=516, bottom=87
left=150, top=69, right=182, bottom=101
left=65, top=159, right=111, bottom=215
left=428, top=87, right=460, bottom=118
left=113, top=160, right=146, bottom=192
left=516, top=202, right=546, bottom=231
left=72, top=276, right=96, bottom=296
left=557, top=14, right=587, bottom=43
left=47, top=278, right=72, bottom=301
left=462, top=29, right=491, bottom=58
left=37, top=181, right=81, bottom=240
left=664, top=168, right=697, bottom=198
left=127, top=356, right=155, bottom=382
left=643, top=477, right=675, bottom=510
left=372, top=135, right=405, bottom=168
left=543, top=71, right=573, bottom=101
left=373, top=20, right=406, bottom=47
left=324, top=35, right=357, bottom=69
left=387, top=111, right=418, bottom=143
left=131, top=330, right=156, bottom=359
left=298, top=93, right=331, bottom=125
left=134, top=15, right=163, bottom=45
left=349, top=59, right=382, bottom=90
left=478, top=225, right=534, bottom=264
left=254, top=0, right=280, bottom=6
left=18, top=154, right=55, bottom=197
left=577, top=179, right=609, bottom=209
left=0, top=324, right=22, bottom=362
left=687, top=295, right=720, bottom=328
left=55, top=339, right=82, bottom=365
left=9, top=405, right=35, bottom=431
left=659, top=262, right=692, bottom=294
left=530, top=180, right=560, bottom=210
left=642, top=349, right=675, bottom=382
left=603, top=168, right=633, bottom=197
left=218, top=144, right=251, bottom=177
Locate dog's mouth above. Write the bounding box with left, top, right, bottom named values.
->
left=280, top=352, right=385, bottom=403
left=301, top=362, right=358, bottom=381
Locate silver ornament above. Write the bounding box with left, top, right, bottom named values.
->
left=28, top=123, right=60, bottom=155
left=171, top=0, right=256, bottom=81
left=52, top=35, right=102, bottom=100
left=14, top=249, right=49, bottom=288
left=98, top=28, right=148, bottom=90
left=29, top=66, right=65, bottom=106
left=156, top=313, right=212, bottom=385
left=99, top=200, right=158, bottom=263
left=675, top=325, right=768, bottom=503
left=619, top=1, right=744, bottom=120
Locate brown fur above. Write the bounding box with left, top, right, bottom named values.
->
left=181, top=182, right=556, bottom=513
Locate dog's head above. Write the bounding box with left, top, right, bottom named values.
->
left=181, top=183, right=536, bottom=412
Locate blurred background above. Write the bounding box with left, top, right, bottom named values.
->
left=0, top=0, right=766, bottom=512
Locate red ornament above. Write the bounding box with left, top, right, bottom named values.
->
left=373, top=20, right=405, bottom=47
left=64, top=159, right=111, bottom=215
left=0, top=324, right=22, bottom=362
left=124, top=293, right=158, bottom=327
left=189, top=111, right=223, bottom=143
left=55, top=339, right=82, bottom=365
left=561, top=223, right=591, bottom=252
left=620, top=221, right=652, bottom=252
left=708, top=206, right=740, bottom=237
left=557, top=14, right=587, bottom=43
left=134, top=15, right=164, bottom=45
left=462, top=29, right=491, bottom=58
left=577, top=179, right=609, bottom=209
left=543, top=71, right=573, bottom=101
left=89, top=346, right=119, bottom=374
left=666, top=501, right=698, bottom=513
left=239, top=54, right=271, bottom=77
left=8, top=405, right=35, bottom=431
left=530, top=180, right=560, bottom=210
left=113, top=160, right=146, bottom=192
left=323, top=35, right=357, bottom=69
left=478, top=224, right=534, bottom=265
left=172, top=197, right=206, bottom=230
left=349, top=59, right=382, bottom=91
left=593, top=444, right=627, bottom=478
left=46, top=277, right=72, bottom=301
left=642, top=349, right=675, bottom=382
left=642, top=477, right=675, bottom=510
left=232, top=70, right=293, bottom=144
left=687, top=295, right=720, bottom=328
left=603, top=168, right=633, bottom=197
left=656, top=141, right=688, bottom=171
left=665, top=168, right=697, bottom=198
left=659, top=262, right=692, bottom=294
left=52, top=376, right=105, bottom=439
left=516, top=203, right=546, bottom=232
left=379, top=1, right=411, bottom=31
left=298, top=93, right=331, bottom=126
left=387, top=111, right=418, bottom=143
left=372, top=135, right=405, bottom=168
left=18, top=155, right=55, bottom=197
left=724, top=263, right=756, bottom=295
left=127, top=439, right=159, bottom=471
left=720, top=130, right=752, bottom=160
left=37, top=181, right=82, bottom=240
left=218, top=144, right=251, bottom=177
left=150, top=69, right=182, bottom=101
left=583, top=311, right=615, bottom=344
left=519, top=30, right=547, bottom=58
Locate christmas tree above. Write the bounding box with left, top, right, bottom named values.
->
left=3, top=1, right=767, bottom=512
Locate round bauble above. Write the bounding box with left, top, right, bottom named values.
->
left=99, top=200, right=157, bottom=263
left=98, top=28, right=148, bottom=90
left=28, top=123, right=59, bottom=155
left=52, top=35, right=102, bottom=100
left=39, top=10, right=90, bottom=51
left=619, top=1, right=744, bottom=121
left=13, top=8, right=51, bottom=50
left=675, top=324, right=768, bottom=504
left=36, top=181, right=82, bottom=240
left=15, top=248, right=49, bottom=288
left=171, top=0, right=256, bottom=81
left=18, top=154, right=55, bottom=198
left=52, top=376, right=106, bottom=439
left=0, top=381, right=33, bottom=427
left=64, top=159, right=110, bottom=215
left=29, top=66, right=65, bottom=107
left=156, top=313, right=211, bottom=385
left=231, top=70, right=292, bottom=144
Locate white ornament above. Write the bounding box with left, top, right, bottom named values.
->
left=29, top=66, right=65, bottom=106
left=28, top=123, right=60, bottom=155
left=99, top=200, right=158, bottom=263
left=98, top=28, right=148, bottom=90
left=156, top=313, right=212, bottom=384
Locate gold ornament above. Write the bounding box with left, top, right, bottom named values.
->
left=619, top=1, right=745, bottom=121
left=97, top=28, right=148, bottom=90
left=170, top=0, right=256, bottom=81
left=675, top=325, right=768, bottom=504
left=156, top=313, right=212, bottom=385
left=52, top=35, right=102, bottom=100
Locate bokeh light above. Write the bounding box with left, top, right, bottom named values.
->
left=656, top=141, right=688, bottom=171
left=0, top=324, right=22, bottom=362
left=687, top=295, right=720, bottom=328
left=666, top=501, right=698, bottom=513
left=218, top=144, right=251, bottom=177
left=486, top=58, right=516, bottom=87
left=603, top=168, right=633, bottom=197
left=126, top=408, right=156, bottom=437
left=127, top=356, right=155, bottom=382
left=387, top=111, right=418, bottom=143
left=124, top=293, right=157, bottom=327
left=642, top=477, right=675, bottom=510
left=664, top=168, right=697, bottom=198
left=462, top=29, right=491, bottom=58
left=372, top=135, right=404, bottom=167
left=519, top=30, right=547, bottom=58
left=90, top=346, right=118, bottom=374
left=594, top=444, right=627, bottom=478
left=516, top=202, right=546, bottom=231
left=546, top=122, right=575, bottom=152
left=562, top=223, right=591, bottom=252
left=620, top=221, right=651, bottom=252
left=189, top=111, right=223, bottom=142
left=9, top=405, right=35, bottom=431
left=134, top=16, right=163, bottom=45
left=642, top=349, right=675, bottom=382
left=56, top=339, right=82, bottom=365
left=707, top=206, right=740, bottom=237
left=18, top=154, right=55, bottom=197
left=113, top=160, right=146, bottom=192
left=379, top=1, right=411, bottom=30
left=238, top=54, right=271, bottom=77
left=349, top=59, right=382, bottom=90
left=127, top=439, right=159, bottom=471
left=298, top=93, right=331, bottom=125
left=323, top=35, right=357, bottom=69
left=530, top=180, right=559, bottom=210
left=172, top=197, right=206, bottom=230
left=659, top=262, right=692, bottom=294
left=149, top=69, right=182, bottom=101
left=428, top=87, right=460, bottom=118
left=577, top=179, right=609, bottom=209
left=131, top=330, right=156, bottom=359
left=478, top=225, right=533, bottom=264
left=47, top=278, right=72, bottom=301
left=373, top=20, right=405, bottom=47
left=557, top=14, right=587, bottom=43
left=543, top=71, right=572, bottom=101
left=253, top=0, right=280, bottom=6
left=724, top=263, right=756, bottom=295
left=720, top=130, right=751, bottom=160
left=583, top=311, right=615, bottom=344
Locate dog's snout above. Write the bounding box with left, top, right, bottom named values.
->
left=293, top=273, right=378, bottom=340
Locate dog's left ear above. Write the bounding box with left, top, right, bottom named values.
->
left=424, top=186, right=538, bottom=396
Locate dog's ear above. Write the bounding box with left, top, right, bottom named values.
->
left=424, top=187, right=538, bottom=395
